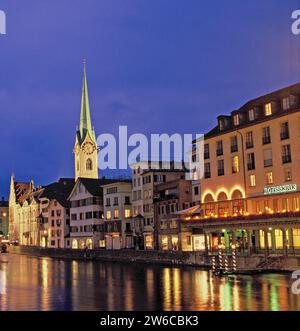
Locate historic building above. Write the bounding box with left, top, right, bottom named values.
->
left=102, top=180, right=133, bottom=249
left=38, top=178, right=74, bottom=248
left=154, top=178, right=193, bottom=251
left=74, top=64, right=98, bottom=181
left=183, top=82, right=300, bottom=255
left=131, top=161, right=187, bottom=250
left=9, top=176, right=74, bottom=247
left=0, top=197, right=9, bottom=238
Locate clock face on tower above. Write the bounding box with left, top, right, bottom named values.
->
left=82, top=141, right=96, bottom=155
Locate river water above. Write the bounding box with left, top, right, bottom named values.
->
left=0, top=253, right=299, bottom=311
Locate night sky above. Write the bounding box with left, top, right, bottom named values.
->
left=1, top=0, right=300, bottom=198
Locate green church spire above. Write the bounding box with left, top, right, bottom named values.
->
left=80, top=61, right=92, bottom=134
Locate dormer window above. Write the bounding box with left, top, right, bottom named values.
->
left=219, top=119, right=225, bottom=131
left=265, top=103, right=272, bottom=116
left=248, top=109, right=255, bottom=121
left=233, top=114, right=240, bottom=126
left=282, top=97, right=290, bottom=111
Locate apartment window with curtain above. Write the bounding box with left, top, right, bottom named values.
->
left=247, top=153, right=255, bottom=170
left=231, top=136, right=238, bottom=153
left=249, top=175, right=256, bottom=187
left=204, top=143, right=210, bottom=159
left=262, top=127, right=271, bottom=145
left=233, top=114, right=240, bottom=126
left=114, top=209, right=119, bottom=219
left=265, top=103, right=272, bottom=116
left=217, top=159, right=225, bottom=176
left=263, top=149, right=273, bottom=167
left=265, top=172, right=273, bottom=185
left=282, top=144, right=292, bottom=164
left=216, top=140, right=223, bottom=156
left=204, top=163, right=211, bottom=179
left=232, top=156, right=239, bottom=174
left=248, top=109, right=255, bottom=121
left=280, top=122, right=290, bottom=140
left=282, top=97, right=290, bottom=110
left=245, top=131, right=254, bottom=149
left=284, top=168, right=292, bottom=182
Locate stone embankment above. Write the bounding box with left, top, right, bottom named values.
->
left=9, top=246, right=300, bottom=272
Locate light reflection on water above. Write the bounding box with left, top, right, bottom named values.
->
left=0, top=254, right=299, bottom=311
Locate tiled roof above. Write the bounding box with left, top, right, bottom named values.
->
left=41, top=178, right=75, bottom=207
left=78, top=178, right=122, bottom=197
left=205, top=82, right=300, bottom=139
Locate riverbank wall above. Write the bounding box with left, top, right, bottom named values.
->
left=9, top=246, right=300, bottom=272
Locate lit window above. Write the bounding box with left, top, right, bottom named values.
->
left=284, top=168, right=292, bottom=182
left=106, top=211, right=111, bottom=220
left=282, top=97, right=290, bottom=111
left=145, top=235, right=153, bottom=249
left=233, top=114, right=240, bottom=126
left=161, top=236, right=168, bottom=250
left=125, top=209, right=131, bottom=218
left=232, top=156, right=239, bottom=174
left=114, top=209, right=119, bottom=219
left=265, top=172, right=273, bottom=185
left=248, top=109, right=255, bottom=121
left=99, top=240, right=106, bottom=248
left=86, top=158, right=93, bottom=170
left=249, top=175, right=256, bottom=187
left=265, top=103, right=272, bottom=116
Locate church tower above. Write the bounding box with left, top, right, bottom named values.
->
left=74, top=62, right=99, bottom=180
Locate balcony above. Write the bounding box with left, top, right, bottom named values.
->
left=281, top=131, right=290, bottom=140
left=246, top=141, right=254, bottom=149
left=247, top=163, right=255, bottom=171
left=218, top=169, right=224, bottom=176
left=231, top=145, right=238, bottom=153
left=204, top=152, right=210, bottom=160
left=204, top=172, right=211, bottom=179
left=282, top=155, right=292, bottom=164
left=216, top=149, right=223, bottom=157
left=262, top=136, right=271, bottom=145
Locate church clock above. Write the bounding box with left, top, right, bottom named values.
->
left=82, top=141, right=96, bottom=155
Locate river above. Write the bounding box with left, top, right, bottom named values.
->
left=0, top=253, right=299, bottom=311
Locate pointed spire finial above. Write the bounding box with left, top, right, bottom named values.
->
left=78, top=59, right=95, bottom=142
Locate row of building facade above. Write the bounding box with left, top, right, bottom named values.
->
left=8, top=66, right=300, bottom=256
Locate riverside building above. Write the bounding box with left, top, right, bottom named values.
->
left=131, top=161, right=187, bottom=250
left=183, top=83, right=300, bottom=255
left=102, top=180, right=133, bottom=249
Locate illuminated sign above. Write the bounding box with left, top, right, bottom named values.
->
left=264, top=184, right=297, bottom=195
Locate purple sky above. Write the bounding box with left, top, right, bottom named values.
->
left=1, top=0, right=300, bottom=198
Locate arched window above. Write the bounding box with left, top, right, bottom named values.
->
left=72, top=239, right=78, bottom=249
left=86, top=239, right=93, bottom=249
left=217, top=192, right=228, bottom=201
left=217, top=192, right=229, bottom=217
left=203, top=193, right=215, bottom=216
left=231, top=189, right=244, bottom=215
left=204, top=193, right=214, bottom=203
left=86, top=158, right=92, bottom=171
left=79, top=240, right=85, bottom=249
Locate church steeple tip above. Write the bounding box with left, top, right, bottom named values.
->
left=79, top=59, right=94, bottom=141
